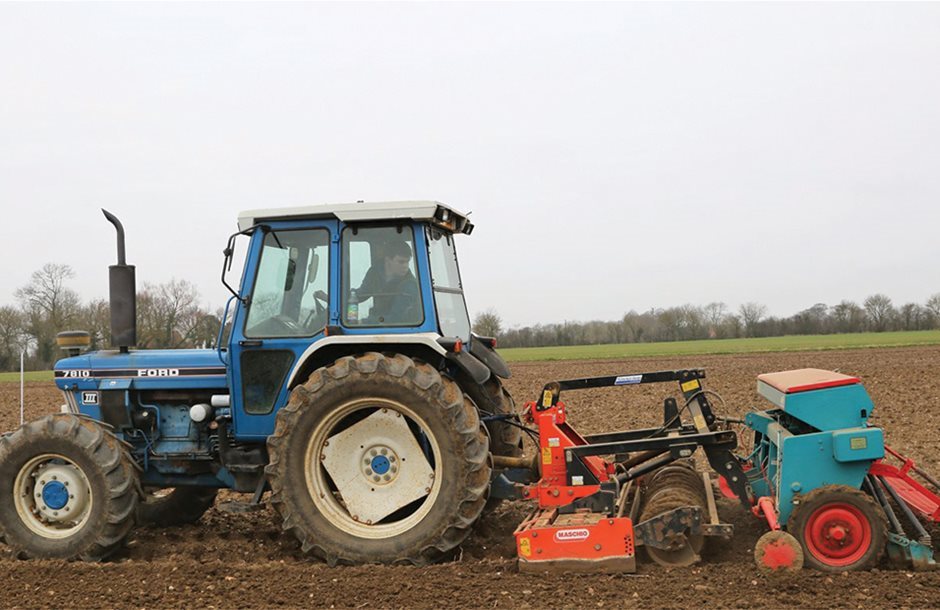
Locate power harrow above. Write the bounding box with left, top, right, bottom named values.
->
left=493, top=368, right=940, bottom=574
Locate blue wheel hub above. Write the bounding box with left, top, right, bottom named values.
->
left=371, top=455, right=391, bottom=475
left=41, top=481, right=69, bottom=510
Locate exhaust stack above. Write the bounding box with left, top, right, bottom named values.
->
left=102, top=209, right=136, bottom=353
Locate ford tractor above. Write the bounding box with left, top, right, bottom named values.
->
left=0, top=202, right=520, bottom=564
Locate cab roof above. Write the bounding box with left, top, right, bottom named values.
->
left=237, top=200, right=473, bottom=234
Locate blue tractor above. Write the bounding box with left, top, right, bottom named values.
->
left=0, top=202, right=520, bottom=564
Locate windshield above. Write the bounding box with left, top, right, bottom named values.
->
left=427, top=228, right=471, bottom=341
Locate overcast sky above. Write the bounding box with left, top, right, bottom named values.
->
left=1, top=2, right=938, bottom=328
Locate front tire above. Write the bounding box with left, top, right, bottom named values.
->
left=0, top=414, right=139, bottom=561
left=266, top=353, right=491, bottom=565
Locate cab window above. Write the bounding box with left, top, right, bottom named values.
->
left=342, top=226, right=423, bottom=327
left=245, top=228, right=330, bottom=337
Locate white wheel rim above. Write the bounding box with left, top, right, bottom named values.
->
left=12, top=453, right=94, bottom=539
left=305, top=398, right=443, bottom=539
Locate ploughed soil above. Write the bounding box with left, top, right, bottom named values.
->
left=2, top=346, right=940, bottom=609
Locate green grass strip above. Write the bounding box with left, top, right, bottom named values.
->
left=498, top=330, right=940, bottom=362
left=0, top=370, right=55, bottom=383
left=3, top=330, right=939, bottom=380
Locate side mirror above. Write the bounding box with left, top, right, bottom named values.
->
left=307, top=253, right=319, bottom=284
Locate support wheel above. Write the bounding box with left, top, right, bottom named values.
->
left=138, top=487, right=218, bottom=527
left=788, top=485, right=887, bottom=572
left=755, top=531, right=803, bottom=574
left=0, top=414, right=139, bottom=561
left=266, top=352, right=491, bottom=565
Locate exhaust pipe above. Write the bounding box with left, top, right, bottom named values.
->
left=102, top=209, right=136, bottom=353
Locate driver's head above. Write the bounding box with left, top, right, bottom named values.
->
left=383, top=241, right=413, bottom=279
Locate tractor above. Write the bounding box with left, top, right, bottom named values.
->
left=5, top=203, right=937, bottom=575
left=0, top=202, right=521, bottom=564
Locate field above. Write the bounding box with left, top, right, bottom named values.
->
left=2, top=346, right=940, bottom=608
left=499, top=329, right=940, bottom=361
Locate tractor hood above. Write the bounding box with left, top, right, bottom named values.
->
left=54, top=349, right=228, bottom=391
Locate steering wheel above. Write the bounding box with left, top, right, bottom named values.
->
left=271, top=314, right=304, bottom=334
left=303, top=290, right=329, bottom=329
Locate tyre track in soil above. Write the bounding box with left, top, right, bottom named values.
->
left=1, top=346, right=939, bottom=608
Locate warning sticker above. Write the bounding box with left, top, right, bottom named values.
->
left=614, top=375, right=642, bottom=386
left=519, top=537, right=531, bottom=557
left=681, top=379, right=701, bottom=393
left=541, top=390, right=553, bottom=407
left=850, top=437, right=868, bottom=450
left=542, top=447, right=552, bottom=465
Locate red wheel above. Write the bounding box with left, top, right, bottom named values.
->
left=754, top=531, right=803, bottom=574
left=788, top=485, right=886, bottom=572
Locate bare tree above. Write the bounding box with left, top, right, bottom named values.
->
left=138, top=279, right=206, bottom=348
left=831, top=300, right=865, bottom=333
left=738, top=302, right=768, bottom=337
left=703, top=302, right=728, bottom=337
left=0, top=306, right=28, bottom=370
left=472, top=308, right=502, bottom=338
left=864, top=294, right=895, bottom=332
left=15, top=263, right=81, bottom=366
left=926, top=293, right=940, bottom=328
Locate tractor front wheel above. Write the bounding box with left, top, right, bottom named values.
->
left=788, top=485, right=887, bottom=572
left=0, top=414, right=139, bottom=561
left=266, top=353, right=491, bottom=565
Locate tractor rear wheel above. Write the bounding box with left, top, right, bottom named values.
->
left=138, top=487, right=218, bottom=527
left=788, top=485, right=887, bottom=572
left=266, top=352, right=491, bottom=565
left=0, top=414, right=139, bottom=561
left=459, top=375, right=522, bottom=512
left=462, top=376, right=522, bottom=460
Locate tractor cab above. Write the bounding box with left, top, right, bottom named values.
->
left=221, top=201, right=485, bottom=438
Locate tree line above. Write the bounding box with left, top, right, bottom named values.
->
left=0, top=263, right=221, bottom=371
left=473, top=294, right=940, bottom=349
left=3, top=262, right=938, bottom=371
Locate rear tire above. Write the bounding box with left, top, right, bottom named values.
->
left=138, top=487, right=218, bottom=527
left=266, top=352, right=491, bottom=565
left=0, top=414, right=139, bottom=561
left=788, top=485, right=887, bottom=572
left=460, top=375, right=521, bottom=512
left=462, top=376, right=522, bottom=459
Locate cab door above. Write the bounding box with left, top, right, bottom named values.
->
left=228, top=221, right=337, bottom=440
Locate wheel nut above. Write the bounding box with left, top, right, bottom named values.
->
left=373, top=476, right=381, bottom=482
left=380, top=448, right=388, bottom=455
left=391, top=466, right=398, bottom=473
left=383, top=475, right=390, bottom=481
left=366, top=469, right=373, bottom=476
left=371, top=449, right=377, bottom=456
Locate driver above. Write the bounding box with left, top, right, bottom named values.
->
left=356, top=241, right=420, bottom=325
